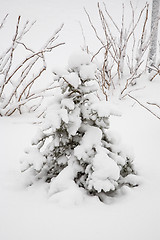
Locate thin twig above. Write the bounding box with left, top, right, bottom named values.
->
left=147, top=102, right=160, bottom=109
left=128, top=94, right=160, bottom=120
left=91, top=45, right=107, bottom=62
left=103, top=2, right=120, bottom=33
left=0, top=14, right=9, bottom=29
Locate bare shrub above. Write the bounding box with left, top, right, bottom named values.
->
left=84, top=2, right=151, bottom=100
left=0, top=15, right=64, bottom=116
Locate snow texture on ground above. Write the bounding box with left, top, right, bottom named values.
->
left=0, top=102, right=160, bottom=240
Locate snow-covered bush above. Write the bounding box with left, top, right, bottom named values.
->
left=21, top=53, right=137, bottom=201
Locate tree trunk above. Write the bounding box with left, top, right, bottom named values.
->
left=148, top=0, right=160, bottom=72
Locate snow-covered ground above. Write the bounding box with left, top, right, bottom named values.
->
left=1, top=100, right=160, bottom=240
left=0, top=0, right=160, bottom=239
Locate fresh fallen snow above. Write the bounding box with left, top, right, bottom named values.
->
left=0, top=99, right=160, bottom=240
left=63, top=72, right=81, bottom=88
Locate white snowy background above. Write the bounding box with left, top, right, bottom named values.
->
left=0, top=0, right=160, bottom=239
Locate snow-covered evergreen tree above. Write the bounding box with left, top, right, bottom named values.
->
left=21, top=53, right=137, bottom=201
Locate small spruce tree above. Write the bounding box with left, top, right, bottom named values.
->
left=21, top=53, right=137, bottom=201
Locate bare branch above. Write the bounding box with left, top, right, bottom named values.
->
left=122, top=4, right=147, bottom=52
left=16, top=41, right=35, bottom=53
left=128, top=94, right=160, bottom=120
left=3, top=16, right=21, bottom=83
left=140, top=3, right=149, bottom=51
left=103, top=2, right=120, bottom=33
left=84, top=7, right=104, bottom=46
left=91, top=45, right=107, bottom=62
left=0, top=14, right=9, bottom=29
left=147, top=102, right=160, bottom=109
left=18, top=63, right=46, bottom=102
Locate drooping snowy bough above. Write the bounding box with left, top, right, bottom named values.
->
left=21, top=53, right=138, bottom=201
